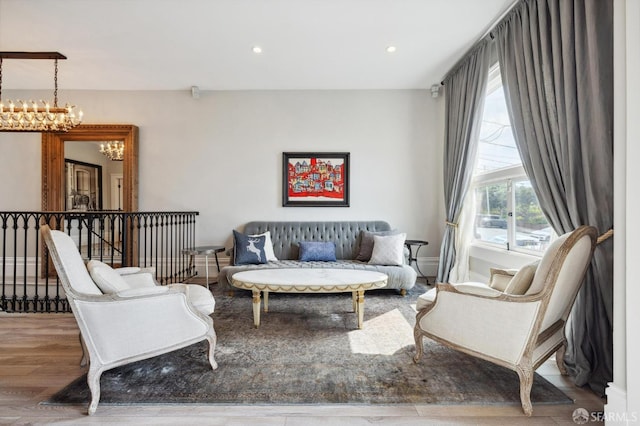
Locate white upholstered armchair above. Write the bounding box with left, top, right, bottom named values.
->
left=414, top=225, right=597, bottom=416
left=41, top=225, right=218, bottom=415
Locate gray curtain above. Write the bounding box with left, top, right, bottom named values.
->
left=436, top=41, right=493, bottom=284
left=493, top=0, right=613, bottom=395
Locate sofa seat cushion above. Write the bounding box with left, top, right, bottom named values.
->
left=221, top=260, right=417, bottom=291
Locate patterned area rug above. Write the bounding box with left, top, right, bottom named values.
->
left=45, top=282, right=572, bottom=406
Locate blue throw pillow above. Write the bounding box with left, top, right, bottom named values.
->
left=298, top=241, right=336, bottom=262
left=233, top=230, right=267, bottom=265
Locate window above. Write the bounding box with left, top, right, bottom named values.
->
left=472, top=64, right=555, bottom=253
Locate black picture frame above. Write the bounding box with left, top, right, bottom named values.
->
left=64, top=159, right=103, bottom=211
left=283, top=152, right=350, bottom=207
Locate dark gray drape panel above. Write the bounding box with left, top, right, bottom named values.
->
left=436, top=41, right=492, bottom=284
left=494, top=0, right=613, bottom=395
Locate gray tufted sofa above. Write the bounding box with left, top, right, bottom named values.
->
left=218, top=221, right=417, bottom=294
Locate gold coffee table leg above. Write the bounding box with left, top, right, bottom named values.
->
left=252, top=290, right=261, bottom=328
left=356, top=290, right=365, bottom=329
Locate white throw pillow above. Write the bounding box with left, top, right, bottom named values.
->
left=251, top=231, right=278, bottom=262
left=488, top=268, right=516, bottom=291
left=368, top=233, right=406, bottom=266
left=504, top=261, right=539, bottom=295
left=87, top=260, right=130, bottom=294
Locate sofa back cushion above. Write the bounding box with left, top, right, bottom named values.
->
left=243, top=221, right=391, bottom=260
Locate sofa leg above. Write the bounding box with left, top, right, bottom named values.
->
left=399, top=289, right=406, bottom=296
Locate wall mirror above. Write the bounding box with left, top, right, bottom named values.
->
left=42, top=124, right=138, bottom=212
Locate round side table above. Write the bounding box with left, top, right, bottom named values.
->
left=182, top=245, right=225, bottom=289
left=404, top=239, right=429, bottom=283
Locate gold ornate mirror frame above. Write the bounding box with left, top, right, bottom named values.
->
left=41, top=124, right=139, bottom=211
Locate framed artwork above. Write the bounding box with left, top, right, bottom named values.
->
left=64, top=159, right=103, bottom=211
left=283, top=152, right=350, bottom=207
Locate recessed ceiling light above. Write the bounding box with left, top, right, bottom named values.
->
left=252, top=46, right=263, bottom=54
left=386, top=46, right=397, bottom=53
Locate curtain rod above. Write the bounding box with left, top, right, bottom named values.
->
left=440, top=0, right=521, bottom=85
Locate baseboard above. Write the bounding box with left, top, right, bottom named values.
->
left=0, top=257, right=38, bottom=278
left=414, top=256, right=439, bottom=279
left=604, top=383, right=637, bottom=425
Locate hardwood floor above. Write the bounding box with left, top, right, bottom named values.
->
left=0, top=313, right=605, bottom=425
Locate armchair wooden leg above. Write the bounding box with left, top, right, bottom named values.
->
left=413, top=328, right=425, bottom=363
left=87, top=365, right=104, bottom=416
left=413, top=308, right=432, bottom=363
left=555, top=341, right=569, bottom=375
left=516, top=362, right=534, bottom=416
left=206, top=327, right=218, bottom=370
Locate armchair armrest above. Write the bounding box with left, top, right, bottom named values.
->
left=451, top=282, right=502, bottom=298
left=117, top=286, right=169, bottom=297
left=420, top=284, right=543, bottom=364
left=120, top=271, right=158, bottom=289
left=116, top=266, right=156, bottom=276
left=75, top=291, right=210, bottom=365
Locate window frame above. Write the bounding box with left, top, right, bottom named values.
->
left=470, top=63, right=552, bottom=257
left=473, top=166, right=547, bottom=256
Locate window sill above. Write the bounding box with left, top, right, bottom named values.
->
left=468, top=242, right=542, bottom=282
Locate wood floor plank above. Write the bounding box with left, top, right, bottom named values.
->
left=0, top=314, right=605, bottom=424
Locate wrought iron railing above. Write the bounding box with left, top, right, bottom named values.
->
left=0, top=211, right=199, bottom=313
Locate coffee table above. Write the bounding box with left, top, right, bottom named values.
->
left=230, top=269, right=388, bottom=329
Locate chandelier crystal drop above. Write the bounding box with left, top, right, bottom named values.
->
left=99, top=141, right=124, bottom=161
left=0, top=52, right=83, bottom=132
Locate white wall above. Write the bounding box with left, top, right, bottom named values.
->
left=0, top=131, right=41, bottom=211
left=0, top=89, right=444, bottom=262
left=607, top=0, right=640, bottom=422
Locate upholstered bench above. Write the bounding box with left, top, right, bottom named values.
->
left=218, top=221, right=417, bottom=294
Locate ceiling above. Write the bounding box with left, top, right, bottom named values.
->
left=0, top=0, right=515, bottom=91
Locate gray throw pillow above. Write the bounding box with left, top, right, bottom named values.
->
left=355, top=229, right=399, bottom=262
left=233, top=230, right=268, bottom=265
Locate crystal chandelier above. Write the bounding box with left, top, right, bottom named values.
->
left=0, top=52, right=83, bottom=132
left=99, top=141, right=124, bottom=161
